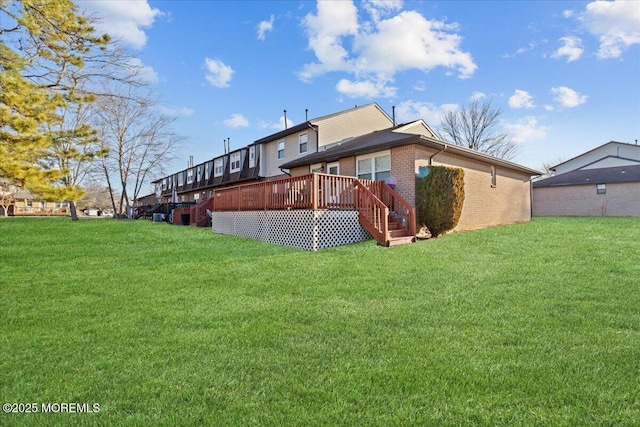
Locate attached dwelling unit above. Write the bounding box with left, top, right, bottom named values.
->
left=150, top=103, right=540, bottom=250
left=279, top=120, right=541, bottom=235
left=0, top=181, right=70, bottom=217
left=533, top=141, right=640, bottom=217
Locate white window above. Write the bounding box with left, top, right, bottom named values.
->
left=205, top=162, right=211, bottom=179
left=277, top=141, right=285, bottom=160
left=162, top=178, right=168, bottom=191
left=178, top=171, right=185, bottom=186
left=186, top=168, right=194, bottom=184
left=249, top=146, right=256, bottom=168
left=196, top=166, right=202, bottom=182
left=214, top=158, right=223, bottom=177
left=194, top=193, right=200, bottom=202
left=230, top=152, right=241, bottom=173
left=299, top=133, right=308, bottom=154
left=597, top=183, right=606, bottom=194
left=357, top=152, right=391, bottom=182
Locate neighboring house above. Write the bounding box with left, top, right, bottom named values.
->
left=280, top=120, right=541, bottom=233
left=152, top=103, right=394, bottom=204
left=533, top=141, right=640, bottom=217
left=3, top=188, right=69, bottom=216
left=550, top=141, right=640, bottom=175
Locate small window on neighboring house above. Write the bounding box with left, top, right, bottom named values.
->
left=196, top=166, right=202, bottom=182
left=162, top=178, right=167, bottom=191
left=249, top=146, right=256, bottom=168
left=230, top=153, right=241, bottom=173
left=490, top=166, right=497, bottom=187
left=277, top=141, right=285, bottom=160
left=299, top=133, right=308, bottom=154
left=214, top=158, right=223, bottom=177
left=208, top=190, right=213, bottom=198
left=205, top=162, right=211, bottom=179
left=178, top=172, right=185, bottom=186
left=597, top=184, right=606, bottom=194
left=194, top=193, right=200, bottom=202
left=186, top=168, right=194, bottom=184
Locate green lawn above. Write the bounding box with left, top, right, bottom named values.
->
left=1, top=217, right=639, bottom=426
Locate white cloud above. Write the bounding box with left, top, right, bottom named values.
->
left=470, top=91, right=486, bottom=101
left=550, top=86, right=588, bottom=108
left=81, top=1, right=162, bottom=50
left=502, top=116, right=548, bottom=144
left=223, top=114, right=250, bottom=128
left=509, top=90, right=535, bottom=109
left=394, top=100, right=458, bottom=127
left=204, top=58, right=234, bottom=88
left=300, top=1, right=476, bottom=98
left=126, top=57, right=158, bottom=83
left=551, top=36, right=584, bottom=62
left=563, top=10, right=574, bottom=18
left=336, top=79, right=396, bottom=98
left=581, top=0, right=640, bottom=59
left=257, top=15, right=275, bottom=40
left=362, top=0, right=404, bottom=22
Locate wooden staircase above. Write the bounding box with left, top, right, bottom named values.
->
left=386, top=215, right=416, bottom=247
left=353, top=180, right=416, bottom=247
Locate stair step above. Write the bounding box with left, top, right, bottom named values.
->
left=388, top=228, right=409, bottom=238
left=386, top=235, right=416, bottom=247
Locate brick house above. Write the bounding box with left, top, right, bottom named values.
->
left=533, top=141, right=640, bottom=217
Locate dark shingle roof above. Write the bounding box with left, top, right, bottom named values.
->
left=533, top=165, right=640, bottom=188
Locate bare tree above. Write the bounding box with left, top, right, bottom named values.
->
left=92, top=86, right=182, bottom=216
left=0, top=180, right=17, bottom=217
left=439, top=100, right=519, bottom=160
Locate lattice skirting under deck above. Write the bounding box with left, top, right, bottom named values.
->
left=212, top=210, right=372, bottom=251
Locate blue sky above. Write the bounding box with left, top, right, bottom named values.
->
left=80, top=0, right=640, bottom=174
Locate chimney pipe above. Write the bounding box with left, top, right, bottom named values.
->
left=283, top=110, right=287, bottom=129
left=305, top=108, right=308, bottom=122
left=392, top=105, right=396, bottom=126
left=189, top=155, right=193, bottom=168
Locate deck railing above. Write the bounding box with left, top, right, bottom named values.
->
left=212, top=172, right=415, bottom=243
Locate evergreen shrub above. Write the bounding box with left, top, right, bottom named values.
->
left=415, top=166, right=465, bottom=237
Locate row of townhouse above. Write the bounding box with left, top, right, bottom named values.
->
left=150, top=103, right=394, bottom=204
left=146, top=103, right=542, bottom=249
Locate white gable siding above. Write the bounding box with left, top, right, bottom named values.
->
left=581, top=157, right=640, bottom=170
left=554, top=142, right=640, bottom=174
left=262, top=130, right=319, bottom=178
left=395, top=120, right=436, bottom=138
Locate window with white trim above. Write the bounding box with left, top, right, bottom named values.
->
left=196, top=165, right=202, bottom=182
left=249, top=146, right=256, bottom=168
left=597, top=183, right=606, bottom=194
left=230, top=152, right=241, bottom=173
left=299, top=133, right=308, bottom=154
left=277, top=140, right=285, bottom=160
left=178, top=171, right=185, bottom=186
left=205, top=162, right=211, bottom=179
left=214, top=158, right=223, bottom=177
left=186, top=168, right=194, bottom=184
left=162, top=178, right=168, bottom=191
left=356, top=152, right=391, bottom=182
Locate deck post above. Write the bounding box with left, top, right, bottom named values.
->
left=312, top=173, right=319, bottom=211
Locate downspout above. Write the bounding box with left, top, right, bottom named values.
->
left=280, top=168, right=292, bottom=177
left=529, top=175, right=541, bottom=220
left=429, top=143, right=447, bottom=165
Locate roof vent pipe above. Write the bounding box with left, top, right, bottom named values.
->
left=392, top=105, right=396, bottom=126
left=305, top=109, right=308, bottom=122
left=283, top=110, right=287, bottom=129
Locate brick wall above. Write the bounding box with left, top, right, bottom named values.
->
left=533, top=182, right=640, bottom=216
left=403, top=145, right=533, bottom=232
left=339, top=157, right=356, bottom=177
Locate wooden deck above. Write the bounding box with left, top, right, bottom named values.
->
left=212, top=173, right=416, bottom=247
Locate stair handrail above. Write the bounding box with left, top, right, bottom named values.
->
left=353, top=179, right=389, bottom=246
left=378, top=183, right=416, bottom=237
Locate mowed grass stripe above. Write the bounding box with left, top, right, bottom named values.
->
left=0, top=217, right=638, bottom=426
